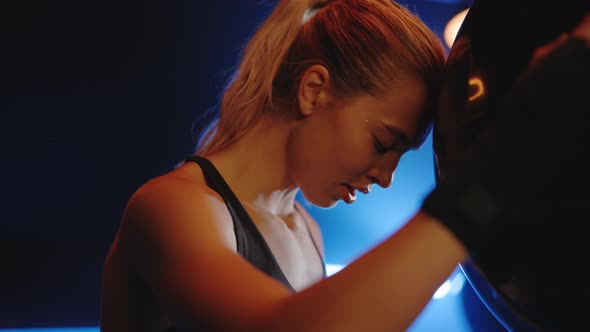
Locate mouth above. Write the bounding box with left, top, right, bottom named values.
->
left=357, top=186, right=371, bottom=194
left=341, top=184, right=357, bottom=204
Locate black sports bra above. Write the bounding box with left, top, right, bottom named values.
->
left=184, top=155, right=327, bottom=290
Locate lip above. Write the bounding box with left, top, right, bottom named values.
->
left=357, top=186, right=371, bottom=194
left=349, top=183, right=372, bottom=194
left=340, top=184, right=357, bottom=204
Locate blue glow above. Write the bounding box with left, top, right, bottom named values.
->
left=433, top=270, right=466, bottom=299
left=325, top=263, right=345, bottom=276
left=300, top=128, right=434, bottom=266
left=298, top=132, right=437, bottom=265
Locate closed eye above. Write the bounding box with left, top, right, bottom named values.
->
left=382, top=123, right=411, bottom=152
left=373, top=137, right=387, bottom=154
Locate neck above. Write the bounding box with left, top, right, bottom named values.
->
left=204, top=115, right=299, bottom=216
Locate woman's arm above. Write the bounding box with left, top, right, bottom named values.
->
left=120, top=177, right=466, bottom=332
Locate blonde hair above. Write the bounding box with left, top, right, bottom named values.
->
left=196, top=0, right=446, bottom=155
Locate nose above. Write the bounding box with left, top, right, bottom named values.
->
left=367, top=154, right=400, bottom=188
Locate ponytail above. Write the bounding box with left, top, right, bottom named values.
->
left=197, top=0, right=325, bottom=155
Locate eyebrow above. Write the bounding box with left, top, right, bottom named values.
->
left=382, top=123, right=412, bottom=150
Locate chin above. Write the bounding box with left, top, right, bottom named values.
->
left=328, top=202, right=340, bottom=209
left=315, top=200, right=338, bottom=209
left=310, top=197, right=339, bottom=209
left=300, top=190, right=338, bottom=209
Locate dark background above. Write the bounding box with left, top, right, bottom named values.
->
left=0, top=0, right=467, bottom=327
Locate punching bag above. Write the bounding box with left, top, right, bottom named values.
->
left=432, top=0, right=590, bottom=331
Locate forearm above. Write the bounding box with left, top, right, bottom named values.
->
left=265, top=211, right=467, bottom=332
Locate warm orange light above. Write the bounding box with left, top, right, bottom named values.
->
left=444, top=8, right=470, bottom=49
left=468, top=77, right=485, bottom=101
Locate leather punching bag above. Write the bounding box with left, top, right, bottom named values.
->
left=432, top=0, right=590, bottom=331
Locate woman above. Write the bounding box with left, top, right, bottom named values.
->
left=100, top=0, right=590, bottom=330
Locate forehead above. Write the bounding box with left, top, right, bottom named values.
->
left=345, top=78, right=428, bottom=137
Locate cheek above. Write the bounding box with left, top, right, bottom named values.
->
left=286, top=122, right=343, bottom=204
left=287, top=123, right=335, bottom=179
left=332, top=129, right=375, bottom=176
left=286, top=134, right=335, bottom=206
left=287, top=115, right=373, bottom=186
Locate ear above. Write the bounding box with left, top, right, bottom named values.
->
left=297, top=65, right=331, bottom=116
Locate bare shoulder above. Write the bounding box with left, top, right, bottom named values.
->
left=294, top=200, right=324, bottom=256
left=118, top=163, right=238, bottom=271
left=111, top=164, right=294, bottom=331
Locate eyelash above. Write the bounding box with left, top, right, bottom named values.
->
left=373, top=137, right=387, bottom=154
left=374, top=137, right=407, bottom=155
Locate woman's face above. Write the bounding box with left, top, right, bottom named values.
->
left=287, top=76, right=428, bottom=208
